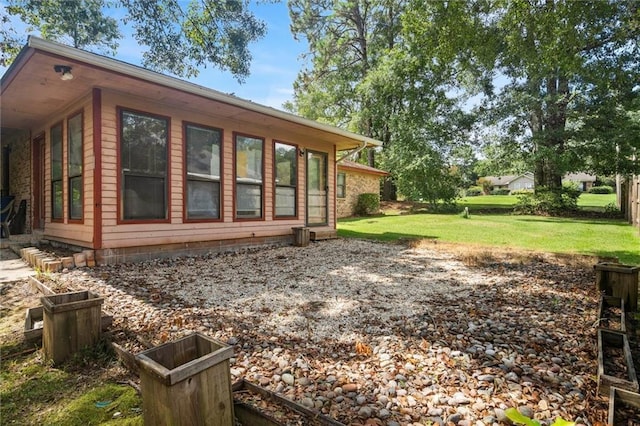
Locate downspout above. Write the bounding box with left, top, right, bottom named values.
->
left=337, top=140, right=368, bottom=163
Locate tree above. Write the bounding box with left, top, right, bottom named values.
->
left=287, top=0, right=477, bottom=204
left=3, top=0, right=266, bottom=81
left=403, top=0, right=640, bottom=192
left=6, top=0, right=120, bottom=53
left=287, top=0, right=406, bottom=165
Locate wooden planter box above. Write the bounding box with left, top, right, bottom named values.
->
left=24, top=306, right=44, bottom=343
left=232, top=379, right=345, bottom=426
left=597, top=329, right=639, bottom=396
left=292, top=227, right=310, bottom=247
left=598, top=296, right=626, bottom=333
left=595, top=263, right=640, bottom=311
left=25, top=306, right=112, bottom=345
left=41, top=290, right=104, bottom=365
left=608, top=387, right=640, bottom=425
left=135, top=332, right=234, bottom=426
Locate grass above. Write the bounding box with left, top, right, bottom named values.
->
left=0, top=284, right=142, bottom=426
left=338, top=212, right=640, bottom=264
left=460, top=193, right=617, bottom=211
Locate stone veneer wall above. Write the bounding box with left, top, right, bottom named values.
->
left=6, top=132, right=31, bottom=233
left=336, top=170, right=381, bottom=218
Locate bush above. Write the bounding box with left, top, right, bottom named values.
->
left=490, top=188, right=510, bottom=195
left=466, top=186, right=483, bottom=196
left=596, top=176, right=616, bottom=187
left=511, top=189, right=534, bottom=196
left=514, top=186, right=580, bottom=215
left=355, top=193, right=380, bottom=216
left=588, top=185, right=614, bottom=194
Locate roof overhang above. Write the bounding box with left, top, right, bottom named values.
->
left=1, top=37, right=383, bottom=151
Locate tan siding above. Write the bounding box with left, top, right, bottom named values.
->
left=96, top=89, right=339, bottom=250
left=33, top=93, right=95, bottom=246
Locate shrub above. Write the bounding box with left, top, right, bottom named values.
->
left=476, top=177, right=492, bottom=195
left=511, top=189, right=534, bottom=196
left=490, top=188, right=510, bottom=195
left=514, top=186, right=579, bottom=215
left=596, top=176, right=616, bottom=187
left=588, top=185, right=614, bottom=194
left=466, top=186, right=483, bottom=196
left=355, top=193, right=380, bottom=216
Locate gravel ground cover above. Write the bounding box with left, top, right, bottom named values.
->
left=49, top=238, right=609, bottom=425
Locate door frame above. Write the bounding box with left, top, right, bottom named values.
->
left=305, top=149, right=328, bottom=226
left=32, top=134, right=45, bottom=230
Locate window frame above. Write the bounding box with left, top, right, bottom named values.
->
left=50, top=121, right=64, bottom=222
left=337, top=172, right=346, bottom=199
left=67, top=111, right=84, bottom=222
left=117, top=107, right=171, bottom=223
left=273, top=140, right=298, bottom=219
left=233, top=132, right=265, bottom=221
left=183, top=121, right=223, bottom=222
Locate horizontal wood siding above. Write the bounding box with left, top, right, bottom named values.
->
left=35, top=93, right=95, bottom=247
left=100, top=90, right=336, bottom=249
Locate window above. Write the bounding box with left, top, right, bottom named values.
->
left=68, top=113, right=83, bottom=220
left=235, top=134, right=263, bottom=219
left=185, top=124, right=221, bottom=220
left=120, top=109, right=168, bottom=220
left=50, top=123, right=63, bottom=220
left=274, top=142, right=297, bottom=217
left=337, top=172, right=346, bottom=198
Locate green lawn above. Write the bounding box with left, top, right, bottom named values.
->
left=338, top=212, right=640, bottom=264
left=460, top=193, right=617, bottom=211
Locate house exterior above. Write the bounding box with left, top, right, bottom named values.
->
left=0, top=37, right=381, bottom=264
left=483, top=172, right=597, bottom=193
left=336, top=160, right=389, bottom=218
left=484, top=173, right=534, bottom=192
left=563, top=173, right=596, bottom=191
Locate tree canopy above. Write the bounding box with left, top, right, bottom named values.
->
left=2, top=0, right=266, bottom=81
left=287, top=0, right=640, bottom=203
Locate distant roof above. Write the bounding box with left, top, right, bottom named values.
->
left=483, top=172, right=597, bottom=186
left=338, top=160, right=389, bottom=176
left=483, top=172, right=533, bottom=186
left=564, top=173, right=596, bottom=182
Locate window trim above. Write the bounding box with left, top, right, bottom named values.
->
left=272, top=140, right=298, bottom=220
left=116, top=106, right=171, bottom=224
left=233, top=132, right=265, bottom=221
left=50, top=121, right=64, bottom=222
left=337, top=172, right=346, bottom=199
left=183, top=121, right=224, bottom=223
left=67, top=110, right=84, bottom=223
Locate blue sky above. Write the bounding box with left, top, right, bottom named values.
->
left=1, top=1, right=306, bottom=110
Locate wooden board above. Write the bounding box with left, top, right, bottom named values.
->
left=608, top=387, right=640, bottom=426
left=597, top=329, right=639, bottom=396
left=232, top=379, right=345, bottom=426
left=598, top=295, right=626, bottom=333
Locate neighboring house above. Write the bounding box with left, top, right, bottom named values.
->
left=484, top=173, right=534, bottom=192
left=483, top=172, right=597, bottom=193
left=0, top=37, right=382, bottom=264
left=563, top=173, right=596, bottom=191
left=336, top=160, right=389, bottom=218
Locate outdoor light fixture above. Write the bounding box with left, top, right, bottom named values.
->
left=299, top=148, right=305, bottom=157
left=53, top=65, right=73, bottom=81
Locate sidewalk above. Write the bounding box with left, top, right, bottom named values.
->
left=0, top=249, right=35, bottom=283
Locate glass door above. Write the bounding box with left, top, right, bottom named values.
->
left=306, top=150, right=328, bottom=225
